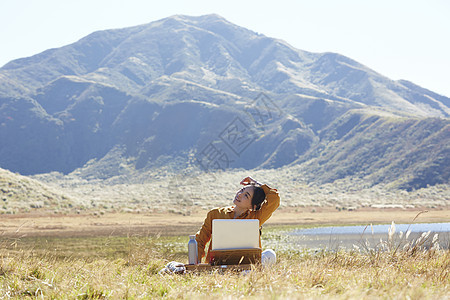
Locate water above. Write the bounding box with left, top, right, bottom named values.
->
left=284, top=223, right=450, bottom=250
left=292, top=222, right=450, bottom=235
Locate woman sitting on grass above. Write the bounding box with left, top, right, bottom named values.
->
left=196, top=176, right=280, bottom=265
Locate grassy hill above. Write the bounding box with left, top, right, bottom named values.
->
left=0, top=166, right=445, bottom=215
left=0, top=168, right=73, bottom=214
left=296, top=109, right=450, bottom=190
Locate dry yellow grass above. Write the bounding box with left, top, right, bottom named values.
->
left=0, top=229, right=448, bottom=299
left=0, top=209, right=449, bottom=238
left=1, top=168, right=449, bottom=298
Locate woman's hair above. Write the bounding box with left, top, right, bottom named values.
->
left=251, top=186, right=266, bottom=211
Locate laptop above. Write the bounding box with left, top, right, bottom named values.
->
left=211, top=219, right=260, bottom=250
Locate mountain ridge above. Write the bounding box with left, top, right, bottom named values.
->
left=0, top=14, right=449, bottom=190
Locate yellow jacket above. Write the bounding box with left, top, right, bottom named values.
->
left=195, top=184, right=280, bottom=262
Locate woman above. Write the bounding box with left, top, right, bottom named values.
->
left=195, top=176, right=280, bottom=264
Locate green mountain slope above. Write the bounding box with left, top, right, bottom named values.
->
left=295, top=109, right=449, bottom=189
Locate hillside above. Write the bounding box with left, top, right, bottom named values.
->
left=0, top=168, right=73, bottom=214
left=296, top=109, right=450, bottom=190
left=0, top=14, right=449, bottom=191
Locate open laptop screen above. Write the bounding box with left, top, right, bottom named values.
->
left=211, top=219, right=260, bottom=250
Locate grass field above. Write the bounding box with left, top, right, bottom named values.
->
left=1, top=223, right=449, bottom=299
left=1, top=208, right=449, bottom=238
left=1, top=150, right=449, bottom=298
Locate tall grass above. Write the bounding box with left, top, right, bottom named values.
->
left=1, top=230, right=448, bottom=299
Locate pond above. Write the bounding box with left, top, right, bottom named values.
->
left=285, top=223, right=450, bottom=251
left=291, top=222, right=450, bottom=235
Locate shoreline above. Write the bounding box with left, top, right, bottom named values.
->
left=0, top=207, right=448, bottom=238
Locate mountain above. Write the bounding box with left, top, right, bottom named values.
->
left=0, top=14, right=449, bottom=190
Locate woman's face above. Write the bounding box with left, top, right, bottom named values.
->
left=233, top=185, right=254, bottom=210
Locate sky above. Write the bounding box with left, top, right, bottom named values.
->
left=1, top=0, right=449, bottom=97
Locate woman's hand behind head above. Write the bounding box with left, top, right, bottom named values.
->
left=240, top=176, right=261, bottom=186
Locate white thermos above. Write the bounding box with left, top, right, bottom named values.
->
left=188, top=235, right=198, bottom=265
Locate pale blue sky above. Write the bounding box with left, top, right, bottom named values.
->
left=1, top=0, right=449, bottom=97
